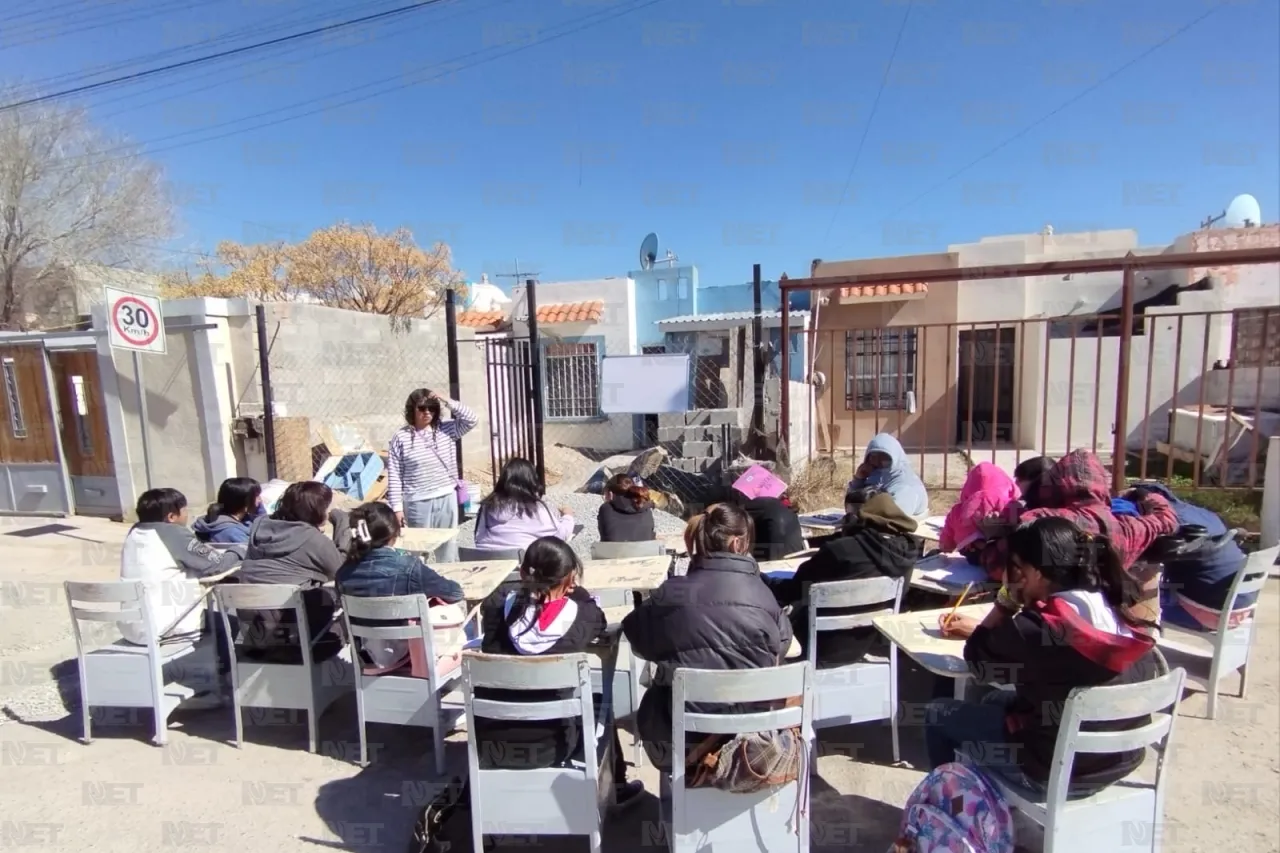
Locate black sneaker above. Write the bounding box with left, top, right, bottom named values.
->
left=612, top=780, right=645, bottom=811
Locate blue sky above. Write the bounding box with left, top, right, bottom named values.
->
left=4, top=0, right=1277, bottom=289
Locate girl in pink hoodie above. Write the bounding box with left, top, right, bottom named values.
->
left=939, top=462, right=1020, bottom=561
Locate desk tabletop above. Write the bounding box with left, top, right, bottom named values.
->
left=910, top=552, right=995, bottom=595
left=432, top=559, right=518, bottom=601
left=873, top=603, right=992, bottom=677
left=583, top=554, right=673, bottom=591
left=397, top=527, right=461, bottom=552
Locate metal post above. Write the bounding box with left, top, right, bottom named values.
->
left=780, top=279, right=791, bottom=459
left=131, top=349, right=153, bottom=490
left=524, top=278, right=547, bottom=489
left=255, top=304, right=278, bottom=481
left=444, top=288, right=464, bottom=478
left=751, top=263, right=764, bottom=453
left=1111, top=261, right=1137, bottom=493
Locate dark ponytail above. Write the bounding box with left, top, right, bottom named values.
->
left=505, top=536, right=582, bottom=635
left=346, top=502, right=401, bottom=562
left=1008, top=517, right=1154, bottom=629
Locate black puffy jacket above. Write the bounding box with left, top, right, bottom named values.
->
left=621, top=552, right=792, bottom=770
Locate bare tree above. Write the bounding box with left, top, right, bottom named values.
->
left=0, top=92, right=173, bottom=330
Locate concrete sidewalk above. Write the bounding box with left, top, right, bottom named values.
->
left=1, top=516, right=1276, bottom=851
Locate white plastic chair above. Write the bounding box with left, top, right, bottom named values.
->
left=805, top=575, right=904, bottom=763
left=214, top=584, right=353, bottom=753
left=590, top=540, right=667, bottom=559
left=590, top=587, right=644, bottom=767
left=462, top=652, right=612, bottom=853
left=64, top=580, right=219, bottom=746
left=664, top=662, right=815, bottom=853
left=1158, top=543, right=1277, bottom=720
left=340, top=593, right=471, bottom=774
left=963, top=667, right=1187, bottom=853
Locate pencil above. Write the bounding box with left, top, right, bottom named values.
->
left=943, top=583, right=975, bottom=629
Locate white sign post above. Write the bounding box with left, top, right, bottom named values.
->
left=105, top=287, right=166, bottom=490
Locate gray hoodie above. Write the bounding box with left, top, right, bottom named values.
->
left=237, top=511, right=350, bottom=587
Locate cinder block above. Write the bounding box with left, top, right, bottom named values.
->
left=685, top=409, right=711, bottom=427
left=681, top=425, right=712, bottom=442
left=675, top=458, right=701, bottom=473
left=683, top=441, right=712, bottom=457
left=708, top=409, right=739, bottom=426
left=657, top=426, right=683, bottom=443
left=658, top=413, right=685, bottom=429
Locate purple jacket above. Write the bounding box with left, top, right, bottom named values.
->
left=473, top=501, right=575, bottom=551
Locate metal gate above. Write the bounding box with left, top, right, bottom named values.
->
left=483, top=336, right=544, bottom=486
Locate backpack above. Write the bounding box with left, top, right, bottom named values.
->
left=407, top=778, right=489, bottom=853
left=889, top=763, right=1014, bottom=853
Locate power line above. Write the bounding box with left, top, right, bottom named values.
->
left=46, top=0, right=670, bottom=172
left=0, top=0, right=230, bottom=50
left=884, top=2, right=1226, bottom=220
left=0, top=0, right=447, bottom=112
left=820, top=0, right=914, bottom=249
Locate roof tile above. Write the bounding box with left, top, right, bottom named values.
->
left=536, top=300, right=604, bottom=324
left=839, top=282, right=930, bottom=299
left=456, top=309, right=505, bottom=327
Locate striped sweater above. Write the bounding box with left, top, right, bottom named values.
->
left=386, top=400, right=478, bottom=510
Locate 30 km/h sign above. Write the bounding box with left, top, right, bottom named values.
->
left=105, top=287, right=167, bottom=354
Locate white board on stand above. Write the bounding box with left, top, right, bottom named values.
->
left=600, top=353, right=690, bottom=414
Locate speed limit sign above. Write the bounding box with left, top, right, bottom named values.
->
left=106, top=287, right=167, bottom=354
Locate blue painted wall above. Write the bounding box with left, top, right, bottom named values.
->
left=697, top=280, right=812, bottom=314
left=631, top=264, right=698, bottom=347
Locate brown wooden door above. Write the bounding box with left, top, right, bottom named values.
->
left=956, top=329, right=1016, bottom=444
left=0, top=346, right=58, bottom=464
left=49, top=350, right=114, bottom=478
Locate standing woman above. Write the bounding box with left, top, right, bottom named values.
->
left=387, top=388, right=478, bottom=563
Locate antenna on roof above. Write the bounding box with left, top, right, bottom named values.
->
left=495, top=258, right=539, bottom=285
left=639, top=233, right=659, bottom=270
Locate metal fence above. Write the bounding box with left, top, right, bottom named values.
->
left=779, top=247, right=1280, bottom=492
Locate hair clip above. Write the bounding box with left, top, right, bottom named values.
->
left=355, top=519, right=372, bottom=543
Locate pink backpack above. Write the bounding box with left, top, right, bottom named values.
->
left=890, top=763, right=1014, bottom=853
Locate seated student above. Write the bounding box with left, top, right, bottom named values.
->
left=1131, top=483, right=1252, bottom=632
left=474, top=536, right=644, bottom=807
left=236, top=482, right=350, bottom=663
left=765, top=492, right=918, bottom=668
left=1012, top=456, right=1054, bottom=509
left=847, top=433, right=930, bottom=518
left=622, top=503, right=792, bottom=772
left=193, top=477, right=263, bottom=547
left=938, top=462, right=1020, bottom=565
left=597, top=473, right=656, bottom=543
left=977, top=450, right=1178, bottom=582
left=474, top=457, right=575, bottom=552
left=337, top=501, right=465, bottom=670
left=928, top=517, right=1159, bottom=797
left=730, top=490, right=806, bottom=562
left=120, top=488, right=241, bottom=646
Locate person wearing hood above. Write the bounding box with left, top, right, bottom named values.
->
left=193, top=477, right=263, bottom=547
left=597, top=473, right=656, bottom=543
left=1012, top=456, right=1054, bottom=510
left=931, top=518, right=1160, bottom=797
left=765, top=492, right=919, bottom=667
left=622, top=503, right=792, bottom=772
left=938, top=463, right=1021, bottom=563
left=236, top=481, right=350, bottom=663
left=847, top=433, right=930, bottom=518
left=473, top=457, right=575, bottom=552
left=474, top=536, right=644, bottom=808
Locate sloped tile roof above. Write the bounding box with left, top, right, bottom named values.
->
left=456, top=309, right=505, bottom=327
left=839, top=282, right=929, bottom=299
left=536, top=300, right=604, bottom=324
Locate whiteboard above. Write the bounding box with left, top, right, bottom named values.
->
left=600, top=354, right=691, bottom=413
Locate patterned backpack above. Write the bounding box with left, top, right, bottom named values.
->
left=889, top=763, right=1015, bottom=853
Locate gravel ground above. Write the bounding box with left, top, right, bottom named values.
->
left=454, top=490, right=687, bottom=559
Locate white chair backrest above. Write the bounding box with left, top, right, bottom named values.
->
left=214, top=584, right=313, bottom=663
left=64, top=581, right=154, bottom=653
left=458, top=546, right=523, bottom=562
left=340, top=593, right=453, bottom=686
left=1235, top=544, right=1279, bottom=599
left=590, top=540, right=666, bottom=560
left=672, top=662, right=812, bottom=739
left=806, top=575, right=904, bottom=666
left=462, top=652, right=594, bottom=723
left=1046, top=668, right=1186, bottom=806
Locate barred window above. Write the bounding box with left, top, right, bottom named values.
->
left=1232, top=308, right=1280, bottom=367
left=3, top=357, right=27, bottom=439
left=845, top=329, right=918, bottom=411
left=544, top=341, right=600, bottom=419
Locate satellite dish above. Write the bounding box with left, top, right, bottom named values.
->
left=639, top=233, right=659, bottom=270
left=1224, top=194, right=1262, bottom=228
